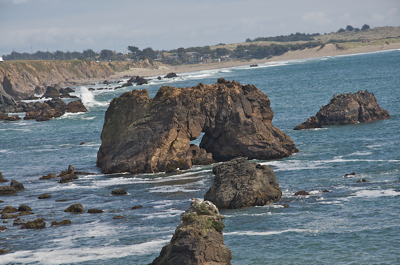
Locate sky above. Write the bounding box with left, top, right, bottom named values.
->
left=1, top=0, right=399, bottom=56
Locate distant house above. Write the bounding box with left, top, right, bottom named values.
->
left=155, top=53, right=162, bottom=61
left=0, top=57, right=4, bottom=62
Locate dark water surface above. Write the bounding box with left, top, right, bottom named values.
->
left=0, top=50, right=399, bottom=264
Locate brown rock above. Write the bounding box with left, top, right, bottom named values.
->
left=344, top=172, right=356, bottom=177
left=18, top=205, right=32, bottom=212
left=111, top=189, right=127, bottom=195
left=0, top=226, right=7, bottom=231
left=0, top=172, right=7, bottom=182
left=10, top=179, right=24, bottom=190
left=88, top=209, right=103, bottom=213
left=163, top=73, right=178, bottom=78
left=97, top=79, right=298, bottom=174
left=64, top=203, right=85, bottom=213
left=0, top=249, right=10, bottom=254
left=13, top=218, right=25, bottom=226
left=0, top=111, right=8, bottom=121
left=132, top=205, right=143, bottom=210
left=39, top=173, right=57, bottom=180
left=59, top=174, right=78, bottom=183
left=294, top=190, right=310, bottom=196
left=113, top=215, right=124, bottom=219
left=67, top=165, right=74, bottom=174
left=0, top=186, right=17, bottom=195
left=21, top=218, right=46, bottom=229
left=149, top=198, right=231, bottom=265
left=1, top=213, right=18, bottom=219
left=294, top=90, right=391, bottom=129
left=64, top=100, right=88, bottom=113
left=51, top=219, right=71, bottom=226
left=38, top=194, right=52, bottom=199
left=204, top=157, right=282, bottom=209
left=5, top=115, right=21, bottom=121
left=2, top=206, right=18, bottom=213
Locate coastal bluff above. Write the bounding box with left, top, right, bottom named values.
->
left=97, top=78, right=298, bottom=174
left=294, top=90, right=390, bottom=130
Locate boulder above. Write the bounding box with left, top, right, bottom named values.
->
left=204, top=157, right=282, bottom=209
left=164, top=73, right=178, bottom=78
left=2, top=206, right=18, bottom=213
left=0, top=186, right=17, bottom=195
left=21, top=218, right=46, bottom=229
left=38, top=194, right=51, bottom=199
left=97, top=79, right=298, bottom=174
left=121, top=82, right=133, bottom=87
left=67, top=165, right=75, bottom=174
left=64, top=203, right=85, bottom=213
left=13, top=218, right=25, bottom=226
left=128, top=76, right=147, bottom=84
left=64, top=100, right=88, bottom=113
left=294, top=90, right=391, bottom=129
left=0, top=172, right=7, bottom=182
left=5, top=115, right=21, bottom=121
left=149, top=198, right=231, bottom=265
left=18, top=205, right=32, bottom=212
left=0, top=83, right=18, bottom=113
left=39, top=173, right=57, bottom=180
left=111, top=189, right=127, bottom=195
left=1, top=213, right=18, bottom=219
left=10, top=179, right=24, bottom=190
left=43, top=86, right=61, bottom=98
left=47, top=98, right=66, bottom=110
left=132, top=205, right=143, bottom=210
left=88, top=209, right=103, bottom=213
left=51, top=219, right=71, bottom=226
left=0, top=226, right=7, bottom=231
left=294, top=190, right=310, bottom=196
left=59, top=174, right=78, bottom=183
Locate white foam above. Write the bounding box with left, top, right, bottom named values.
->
left=224, top=228, right=318, bottom=236
left=79, top=86, right=109, bottom=107
left=353, top=189, right=400, bottom=198
left=0, top=238, right=169, bottom=265
left=148, top=185, right=199, bottom=193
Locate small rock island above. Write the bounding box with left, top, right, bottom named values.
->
left=294, top=90, right=391, bottom=130
left=97, top=78, right=298, bottom=174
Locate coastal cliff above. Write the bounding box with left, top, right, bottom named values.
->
left=0, top=59, right=160, bottom=100
left=97, top=78, right=298, bottom=174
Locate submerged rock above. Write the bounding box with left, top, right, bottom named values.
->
left=2, top=206, right=18, bottom=213
left=0, top=172, right=7, bottom=182
left=18, top=205, right=32, bottom=212
left=51, top=219, right=71, bottom=226
left=294, top=190, right=310, bottom=196
left=88, top=209, right=103, bottom=213
left=59, top=174, right=78, bottom=183
left=64, top=203, right=85, bottom=213
left=97, top=79, right=298, bottom=174
left=38, top=194, right=51, bottom=199
left=294, top=90, right=390, bottom=130
left=10, top=180, right=24, bottom=190
left=204, top=157, right=282, bottom=209
left=0, top=186, right=17, bottom=195
left=111, top=189, right=127, bottom=195
left=21, top=218, right=46, bottom=229
left=39, top=173, right=57, bottom=180
left=149, top=198, right=231, bottom=265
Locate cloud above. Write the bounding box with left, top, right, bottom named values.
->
left=302, top=12, right=332, bottom=25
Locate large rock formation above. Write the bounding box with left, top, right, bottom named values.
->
left=294, top=90, right=391, bottom=130
left=204, top=157, right=282, bottom=209
left=149, top=198, right=231, bottom=265
left=97, top=79, right=298, bottom=174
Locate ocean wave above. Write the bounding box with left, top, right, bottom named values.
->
left=353, top=188, right=400, bottom=198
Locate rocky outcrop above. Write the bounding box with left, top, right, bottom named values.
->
left=97, top=79, right=298, bottom=174
left=64, top=203, right=85, bottom=213
left=10, top=179, right=24, bottom=190
left=0, top=171, right=7, bottom=182
left=149, top=198, right=231, bottom=265
left=164, top=73, right=178, bottom=78
left=0, top=186, right=17, bottom=195
left=128, top=76, right=148, bottom=85
left=21, top=218, right=46, bottom=229
left=294, top=90, right=390, bottom=130
left=204, top=157, right=282, bottom=209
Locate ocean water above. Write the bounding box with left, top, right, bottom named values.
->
left=0, top=49, right=399, bottom=264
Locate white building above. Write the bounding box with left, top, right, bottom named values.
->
left=0, top=57, right=4, bottom=62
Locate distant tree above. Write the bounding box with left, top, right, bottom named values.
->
left=337, top=28, right=346, bottom=33
left=127, top=46, right=140, bottom=54
left=346, top=25, right=354, bottom=31
left=214, top=48, right=230, bottom=57
left=82, top=49, right=97, bottom=59
left=354, top=28, right=360, bottom=32
left=99, top=49, right=114, bottom=61
left=361, top=24, right=370, bottom=31
left=141, top=47, right=157, bottom=59
left=245, top=38, right=252, bottom=42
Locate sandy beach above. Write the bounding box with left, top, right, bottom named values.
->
left=106, top=43, right=400, bottom=80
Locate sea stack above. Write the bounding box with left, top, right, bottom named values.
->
left=149, top=198, right=232, bottom=265
left=204, top=157, right=282, bottom=209
left=294, top=90, right=390, bottom=130
left=97, top=78, right=298, bottom=174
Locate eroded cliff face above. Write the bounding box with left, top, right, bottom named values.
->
left=0, top=60, right=116, bottom=99
left=294, top=90, right=391, bottom=130
left=97, top=78, right=298, bottom=174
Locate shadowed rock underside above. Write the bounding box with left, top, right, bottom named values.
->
left=97, top=78, right=298, bottom=173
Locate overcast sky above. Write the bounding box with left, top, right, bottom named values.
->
left=1, top=0, right=399, bottom=55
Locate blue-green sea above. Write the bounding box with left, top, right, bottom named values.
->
left=0, top=49, right=399, bottom=264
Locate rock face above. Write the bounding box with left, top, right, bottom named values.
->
left=97, top=79, right=298, bottom=174
left=294, top=90, right=391, bottom=130
left=149, top=198, right=231, bottom=265
left=0, top=172, right=7, bottom=182
left=204, top=157, right=282, bottom=209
